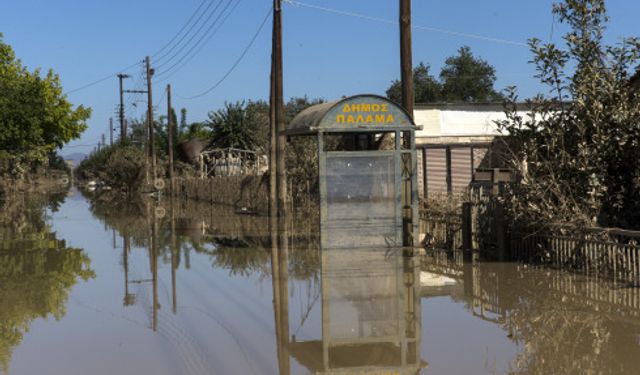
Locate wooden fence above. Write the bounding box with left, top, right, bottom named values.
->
left=420, top=199, right=640, bottom=286
left=511, top=228, right=640, bottom=286
left=167, top=176, right=268, bottom=213
left=419, top=211, right=462, bottom=251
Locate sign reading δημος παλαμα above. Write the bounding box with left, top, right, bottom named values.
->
left=335, top=103, right=397, bottom=125
left=322, top=96, right=413, bottom=129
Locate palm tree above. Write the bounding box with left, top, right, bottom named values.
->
left=207, top=101, right=258, bottom=150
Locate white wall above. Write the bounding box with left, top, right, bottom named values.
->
left=414, top=109, right=530, bottom=138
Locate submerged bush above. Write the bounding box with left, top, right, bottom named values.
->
left=76, top=145, right=147, bottom=194
left=104, top=147, right=147, bottom=194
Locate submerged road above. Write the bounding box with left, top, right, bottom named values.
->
left=1, top=189, right=639, bottom=374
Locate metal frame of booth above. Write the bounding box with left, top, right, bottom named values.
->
left=283, top=95, right=421, bottom=248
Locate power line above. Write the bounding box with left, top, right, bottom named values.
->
left=156, top=0, right=243, bottom=81
left=64, top=61, right=141, bottom=95
left=152, top=0, right=210, bottom=59
left=155, top=87, right=168, bottom=109
left=154, top=0, right=222, bottom=65
left=284, top=0, right=528, bottom=48
left=178, top=7, right=271, bottom=100
left=155, top=0, right=228, bottom=70
left=63, top=1, right=211, bottom=95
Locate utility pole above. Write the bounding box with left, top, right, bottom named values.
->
left=400, top=0, right=416, bottom=247
left=269, top=30, right=277, bottom=218
left=270, top=0, right=286, bottom=218
left=117, top=74, right=130, bottom=144
left=167, top=84, right=174, bottom=188
left=109, top=117, right=114, bottom=146
left=400, top=0, right=414, bottom=118
left=146, top=56, right=156, bottom=180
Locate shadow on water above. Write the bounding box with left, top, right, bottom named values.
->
left=0, top=191, right=94, bottom=374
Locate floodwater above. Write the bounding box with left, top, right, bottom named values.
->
left=1, top=189, right=640, bottom=375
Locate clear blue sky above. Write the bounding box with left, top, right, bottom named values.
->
left=0, top=0, right=637, bottom=154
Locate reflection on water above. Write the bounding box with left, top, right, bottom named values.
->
left=1, top=191, right=639, bottom=374
left=423, top=251, right=640, bottom=374
left=0, top=192, right=94, bottom=373
left=289, top=249, right=425, bottom=374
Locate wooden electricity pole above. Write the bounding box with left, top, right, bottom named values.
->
left=109, top=117, right=114, bottom=146
left=400, top=0, right=414, bottom=118
left=271, top=0, right=286, bottom=218
left=269, top=57, right=277, bottom=218
left=400, top=0, right=416, bottom=247
left=146, top=56, right=156, bottom=180
left=117, top=74, right=130, bottom=144
left=167, top=84, right=174, bottom=186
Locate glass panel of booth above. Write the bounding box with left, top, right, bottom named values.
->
left=323, top=151, right=400, bottom=248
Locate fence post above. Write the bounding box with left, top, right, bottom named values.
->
left=462, top=202, right=473, bottom=261
left=492, top=168, right=500, bottom=195
left=495, top=201, right=508, bottom=261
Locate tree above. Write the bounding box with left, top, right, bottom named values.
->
left=156, top=107, right=179, bottom=158
left=498, top=0, right=640, bottom=229
left=180, top=108, right=188, bottom=135
left=207, top=101, right=260, bottom=150
left=386, top=50, right=501, bottom=104
left=246, top=99, right=270, bottom=153
left=440, top=46, right=502, bottom=102
left=386, top=63, right=441, bottom=104
left=0, top=35, right=90, bottom=177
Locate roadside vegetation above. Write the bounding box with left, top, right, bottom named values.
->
left=498, top=0, right=640, bottom=230
left=0, top=34, right=89, bottom=191
left=76, top=145, right=148, bottom=195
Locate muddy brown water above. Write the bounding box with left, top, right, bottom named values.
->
left=1, top=189, right=639, bottom=374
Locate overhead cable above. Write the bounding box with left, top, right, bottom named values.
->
left=155, top=0, right=228, bottom=69
left=63, top=0, right=210, bottom=95
left=152, top=0, right=210, bottom=59
left=156, top=0, right=243, bottom=81
left=178, top=7, right=271, bottom=100
left=284, top=0, right=528, bottom=48
left=64, top=61, right=141, bottom=95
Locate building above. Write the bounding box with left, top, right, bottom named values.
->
left=413, top=103, right=529, bottom=198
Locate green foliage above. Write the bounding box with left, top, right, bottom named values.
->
left=126, top=117, right=148, bottom=147
left=283, top=97, right=326, bottom=203
left=246, top=100, right=270, bottom=152
left=180, top=108, right=188, bottom=133
left=76, top=145, right=147, bottom=194
left=183, top=122, right=211, bottom=141
left=498, top=0, right=640, bottom=229
left=207, top=101, right=261, bottom=150
left=104, top=147, right=147, bottom=194
left=387, top=63, right=442, bottom=104
left=440, top=46, right=503, bottom=102
left=387, top=48, right=501, bottom=104
left=75, top=145, right=117, bottom=181
left=0, top=35, right=90, bottom=177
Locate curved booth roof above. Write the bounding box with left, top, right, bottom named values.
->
left=282, top=94, right=420, bottom=136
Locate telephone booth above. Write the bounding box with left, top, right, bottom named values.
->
left=283, top=95, right=421, bottom=248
